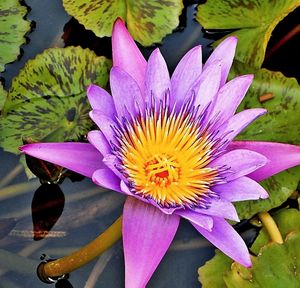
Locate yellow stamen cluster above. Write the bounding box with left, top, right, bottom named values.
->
left=119, top=108, right=218, bottom=208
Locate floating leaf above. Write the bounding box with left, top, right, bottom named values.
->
left=0, top=47, right=111, bottom=154
left=0, top=0, right=31, bottom=72
left=224, top=232, right=300, bottom=287
left=196, top=0, right=300, bottom=67
left=198, top=250, right=231, bottom=288
left=0, top=83, right=7, bottom=110
left=251, top=208, right=300, bottom=254
left=229, top=63, right=300, bottom=219
left=199, top=227, right=300, bottom=287
left=62, top=0, right=184, bottom=46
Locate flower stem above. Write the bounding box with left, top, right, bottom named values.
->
left=38, top=216, right=122, bottom=280
left=258, top=212, right=283, bottom=244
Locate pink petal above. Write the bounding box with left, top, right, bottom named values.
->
left=86, top=84, right=116, bottom=118
left=220, top=108, right=267, bottom=143
left=210, top=75, right=254, bottom=124
left=176, top=209, right=213, bottom=231
left=212, top=176, right=269, bottom=202
left=203, top=36, right=237, bottom=86
left=145, top=49, right=170, bottom=102
left=89, top=111, right=116, bottom=144
left=192, top=59, right=222, bottom=108
left=170, top=45, right=202, bottom=105
left=123, top=197, right=179, bottom=288
left=112, top=19, right=146, bottom=92
left=192, top=216, right=252, bottom=267
left=195, top=198, right=239, bottom=222
left=209, top=149, right=268, bottom=181
left=228, top=141, right=300, bottom=182
left=110, top=67, right=144, bottom=117
left=20, top=143, right=103, bottom=178
left=92, top=168, right=122, bottom=193
left=87, top=130, right=111, bottom=156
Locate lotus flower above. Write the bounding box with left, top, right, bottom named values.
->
left=20, top=19, right=300, bottom=288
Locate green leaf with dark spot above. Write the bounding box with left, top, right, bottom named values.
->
left=0, top=0, right=31, bottom=72
left=0, top=46, right=111, bottom=154
left=224, top=232, right=300, bottom=288
left=228, top=63, right=300, bottom=220
left=198, top=250, right=231, bottom=288
left=62, top=0, right=184, bottom=46
left=0, top=83, right=7, bottom=110
left=251, top=208, right=300, bottom=254
left=199, top=227, right=300, bottom=287
left=196, top=0, right=300, bottom=67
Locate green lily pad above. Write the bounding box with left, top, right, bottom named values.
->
left=229, top=63, right=300, bottom=220
left=62, top=0, right=183, bottom=46
left=0, top=0, right=31, bottom=72
left=196, top=0, right=300, bottom=67
left=225, top=232, right=300, bottom=287
left=0, top=83, right=7, bottom=110
left=251, top=208, right=300, bottom=254
left=199, top=230, right=300, bottom=287
left=198, top=250, right=231, bottom=288
left=0, top=46, right=111, bottom=154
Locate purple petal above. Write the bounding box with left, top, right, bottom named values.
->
left=192, top=60, right=222, bottom=108
left=220, top=108, right=267, bottom=143
left=20, top=143, right=103, bottom=178
left=209, top=149, right=268, bottom=181
left=145, top=49, right=170, bottom=102
left=228, top=141, right=300, bottom=182
left=87, top=130, right=111, bottom=156
left=110, top=67, right=144, bottom=117
left=92, top=169, right=122, bottom=193
left=212, top=176, right=269, bottom=202
left=170, top=45, right=202, bottom=105
left=89, top=111, right=116, bottom=144
left=123, top=197, right=179, bottom=288
left=192, top=216, right=252, bottom=267
left=203, top=36, right=237, bottom=86
left=176, top=209, right=213, bottom=231
left=210, top=75, right=254, bottom=124
left=195, top=198, right=239, bottom=222
left=112, top=19, right=146, bottom=91
left=86, top=84, right=116, bottom=118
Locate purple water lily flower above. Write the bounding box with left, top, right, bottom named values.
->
left=20, top=19, right=300, bottom=288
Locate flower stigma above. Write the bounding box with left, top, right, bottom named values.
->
left=114, top=98, right=222, bottom=209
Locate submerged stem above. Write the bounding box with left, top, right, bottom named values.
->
left=39, top=216, right=122, bottom=280
left=258, top=212, right=283, bottom=244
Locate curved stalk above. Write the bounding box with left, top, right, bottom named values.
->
left=258, top=212, right=283, bottom=244
left=38, top=216, right=122, bottom=281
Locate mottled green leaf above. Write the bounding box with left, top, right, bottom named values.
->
left=229, top=63, right=300, bottom=219
left=0, top=46, right=111, bottom=154
left=199, top=228, right=300, bottom=287
left=251, top=208, right=300, bottom=254
left=62, top=0, right=183, bottom=46
left=196, top=0, right=300, bottom=67
left=0, top=83, right=7, bottom=110
left=198, top=250, right=231, bottom=288
left=225, top=232, right=300, bottom=288
left=0, top=0, right=31, bottom=72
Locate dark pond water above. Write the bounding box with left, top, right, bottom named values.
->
left=1, top=0, right=299, bottom=287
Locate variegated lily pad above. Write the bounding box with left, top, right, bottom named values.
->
left=0, top=0, right=31, bottom=72
left=199, top=209, right=300, bottom=288
left=230, top=63, right=300, bottom=220
left=62, top=0, right=184, bottom=46
left=196, top=0, right=300, bottom=67
left=0, top=46, right=111, bottom=154
left=0, top=83, right=7, bottom=110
